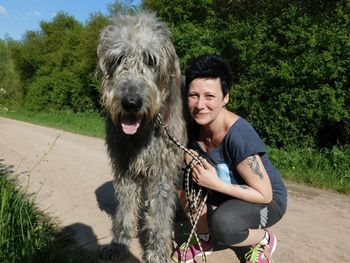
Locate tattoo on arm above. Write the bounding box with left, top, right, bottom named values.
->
left=247, top=155, right=264, bottom=180
left=239, top=184, right=250, bottom=190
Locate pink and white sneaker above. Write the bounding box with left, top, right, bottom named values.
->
left=171, top=238, right=213, bottom=263
left=245, top=229, right=277, bottom=263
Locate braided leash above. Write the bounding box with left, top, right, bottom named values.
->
left=155, top=113, right=209, bottom=263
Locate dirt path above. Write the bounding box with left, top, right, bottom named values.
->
left=1, top=116, right=349, bottom=263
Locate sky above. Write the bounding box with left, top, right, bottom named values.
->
left=0, top=0, right=138, bottom=40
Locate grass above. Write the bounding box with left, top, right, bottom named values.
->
left=0, top=162, right=56, bottom=262
left=269, top=146, right=350, bottom=194
left=0, top=162, right=100, bottom=263
left=0, top=109, right=105, bottom=138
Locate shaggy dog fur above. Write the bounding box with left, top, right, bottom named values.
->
left=97, top=12, right=187, bottom=262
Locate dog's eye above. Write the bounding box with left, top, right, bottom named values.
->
left=113, top=56, right=124, bottom=67
left=144, top=54, right=156, bottom=68
left=108, top=56, right=124, bottom=75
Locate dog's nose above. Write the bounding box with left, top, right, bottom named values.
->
left=121, top=95, right=143, bottom=112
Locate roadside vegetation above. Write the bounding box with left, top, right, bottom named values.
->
left=0, top=162, right=99, bottom=262
left=1, top=109, right=349, bottom=195
left=268, top=146, right=350, bottom=194
left=0, top=169, right=56, bottom=262
left=1, top=109, right=105, bottom=138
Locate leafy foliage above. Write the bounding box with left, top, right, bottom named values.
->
left=0, top=40, right=22, bottom=108
left=224, top=4, right=350, bottom=147
left=144, top=0, right=350, bottom=148
left=5, top=12, right=110, bottom=113
left=0, top=0, right=349, bottom=148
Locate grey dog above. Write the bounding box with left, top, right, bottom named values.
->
left=97, top=12, right=187, bottom=262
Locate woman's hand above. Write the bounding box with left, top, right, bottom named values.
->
left=191, top=159, right=221, bottom=190
left=190, top=154, right=273, bottom=204
left=184, top=149, right=200, bottom=166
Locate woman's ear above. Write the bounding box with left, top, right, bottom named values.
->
left=223, top=93, right=229, bottom=106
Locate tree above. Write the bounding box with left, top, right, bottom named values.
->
left=0, top=39, right=22, bottom=107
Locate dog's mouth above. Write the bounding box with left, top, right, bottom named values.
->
left=120, top=115, right=143, bottom=135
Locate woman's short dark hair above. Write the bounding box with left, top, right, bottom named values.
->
left=185, top=54, right=233, bottom=96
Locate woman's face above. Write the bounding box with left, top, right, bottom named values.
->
left=187, top=78, right=229, bottom=126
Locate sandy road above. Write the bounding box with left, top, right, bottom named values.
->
left=1, top=116, right=349, bottom=263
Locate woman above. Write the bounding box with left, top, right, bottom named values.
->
left=172, top=55, right=287, bottom=263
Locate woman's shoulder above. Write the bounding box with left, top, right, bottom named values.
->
left=226, top=115, right=255, bottom=135
left=225, top=115, right=264, bottom=148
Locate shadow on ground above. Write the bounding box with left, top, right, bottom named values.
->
left=94, top=180, right=243, bottom=261
left=95, top=181, right=141, bottom=262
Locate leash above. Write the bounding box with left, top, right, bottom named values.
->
left=155, top=113, right=209, bottom=263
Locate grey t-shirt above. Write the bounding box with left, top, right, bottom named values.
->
left=193, top=117, right=288, bottom=207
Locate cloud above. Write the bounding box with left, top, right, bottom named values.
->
left=26, top=11, right=42, bottom=17
left=0, top=5, right=7, bottom=16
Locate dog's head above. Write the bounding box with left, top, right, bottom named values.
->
left=97, top=12, right=181, bottom=135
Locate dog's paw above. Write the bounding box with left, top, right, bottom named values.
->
left=99, top=242, right=128, bottom=262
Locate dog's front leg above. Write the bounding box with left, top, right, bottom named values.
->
left=100, top=175, right=141, bottom=262
left=140, top=177, right=176, bottom=263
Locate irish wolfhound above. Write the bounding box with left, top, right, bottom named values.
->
left=97, top=12, right=187, bottom=262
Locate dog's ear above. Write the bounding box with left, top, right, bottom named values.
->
left=97, top=25, right=115, bottom=77
left=161, top=39, right=181, bottom=89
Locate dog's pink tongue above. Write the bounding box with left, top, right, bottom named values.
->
left=121, top=119, right=141, bottom=135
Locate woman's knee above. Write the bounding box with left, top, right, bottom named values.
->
left=208, top=209, right=248, bottom=246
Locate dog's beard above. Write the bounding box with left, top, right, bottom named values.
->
left=120, top=115, right=143, bottom=135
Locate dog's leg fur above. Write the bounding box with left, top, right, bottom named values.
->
left=140, top=176, right=176, bottom=262
left=112, top=175, right=142, bottom=261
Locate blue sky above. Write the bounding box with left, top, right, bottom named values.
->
left=0, top=1, right=138, bottom=40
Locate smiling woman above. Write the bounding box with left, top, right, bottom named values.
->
left=173, top=54, right=288, bottom=263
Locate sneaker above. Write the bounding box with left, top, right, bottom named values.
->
left=171, top=237, right=213, bottom=263
left=245, top=229, right=277, bottom=263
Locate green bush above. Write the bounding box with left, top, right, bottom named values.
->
left=225, top=4, right=350, bottom=148
left=146, top=1, right=350, bottom=148
left=0, top=40, right=22, bottom=108
left=25, top=70, right=95, bottom=112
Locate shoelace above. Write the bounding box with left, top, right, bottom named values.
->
left=179, top=235, right=198, bottom=250
left=245, top=243, right=272, bottom=263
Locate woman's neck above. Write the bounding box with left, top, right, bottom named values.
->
left=198, top=110, right=238, bottom=151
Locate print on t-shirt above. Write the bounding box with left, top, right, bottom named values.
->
left=215, top=163, right=234, bottom=184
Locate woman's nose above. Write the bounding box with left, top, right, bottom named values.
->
left=196, top=97, right=205, bottom=108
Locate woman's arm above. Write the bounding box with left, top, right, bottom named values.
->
left=191, top=154, right=273, bottom=204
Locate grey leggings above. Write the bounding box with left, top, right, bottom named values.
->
left=207, top=196, right=286, bottom=246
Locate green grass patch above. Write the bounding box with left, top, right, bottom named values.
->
left=0, top=163, right=56, bottom=262
left=269, top=146, right=350, bottom=194
left=0, top=109, right=105, bottom=138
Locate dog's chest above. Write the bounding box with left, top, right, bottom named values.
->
left=122, top=136, right=180, bottom=177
